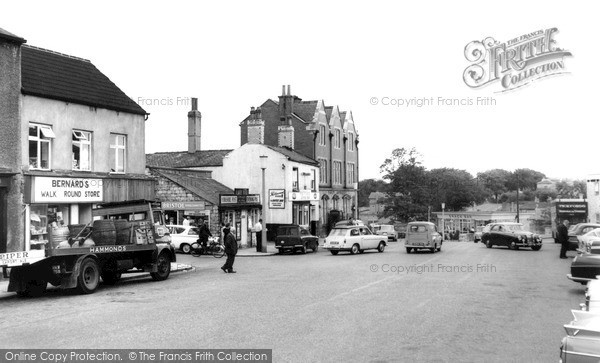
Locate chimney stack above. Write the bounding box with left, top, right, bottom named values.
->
left=247, top=106, right=265, bottom=144
left=188, top=97, right=201, bottom=153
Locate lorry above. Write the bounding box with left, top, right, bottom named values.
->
left=1, top=200, right=175, bottom=297
left=550, top=199, right=588, bottom=242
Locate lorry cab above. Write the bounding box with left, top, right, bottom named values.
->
left=405, top=221, right=442, bottom=253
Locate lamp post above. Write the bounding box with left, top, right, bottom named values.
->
left=441, top=203, right=445, bottom=241
left=260, top=155, right=268, bottom=253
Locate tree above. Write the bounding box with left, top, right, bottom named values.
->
left=476, top=169, right=511, bottom=202
left=358, top=179, right=388, bottom=207
left=556, top=179, right=587, bottom=198
left=506, top=168, right=546, bottom=191
left=429, top=168, right=486, bottom=211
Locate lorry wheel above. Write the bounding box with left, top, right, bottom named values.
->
left=101, top=271, right=122, bottom=285
left=17, top=279, right=47, bottom=298
left=151, top=252, right=171, bottom=281
left=76, top=258, right=100, bottom=294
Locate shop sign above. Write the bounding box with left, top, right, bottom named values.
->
left=32, top=177, right=103, bottom=203
left=0, top=250, right=45, bottom=267
left=269, top=189, right=285, bottom=209
left=556, top=202, right=587, bottom=215
left=162, top=201, right=206, bottom=210
left=289, top=191, right=319, bottom=202
left=220, top=194, right=261, bottom=205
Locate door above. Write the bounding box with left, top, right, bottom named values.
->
left=359, top=227, right=376, bottom=249
left=0, top=188, right=5, bottom=253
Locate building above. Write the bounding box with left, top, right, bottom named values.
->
left=537, top=178, right=557, bottom=191
left=587, top=174, right=600, bottom=223
left=368, top=192, right=387, bottom=215
left=239, top=85, right=358, bottom=234
left=0, top=28, right=154, bottom=254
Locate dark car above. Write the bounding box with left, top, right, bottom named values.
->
left=567, top=223, right=600, bottom=251
left=568, top=240, right=600, bottom=285
left=481, top=222, right=542, bottom=251
left=275, top=225, right=319, bottom=254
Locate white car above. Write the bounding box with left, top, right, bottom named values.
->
left=166, top=225, right=199, bottom=254
left=372, top=224, right=398, bottom=241
left=578, top=228, right=600, bottom=253
left=323, top=225, right=387, bottom=255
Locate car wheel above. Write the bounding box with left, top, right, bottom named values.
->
left=531, top=245, right=542, bottom=251
left=508, top=241, right=518, bottom=250
left=485, top=239, right=493, bottom=248
left=181, top=244, right=191, bottom=254
left=76, top=258, right=100, bottom=294
left=350, top=244, right=360, bottom=255
left=437, top=243, right=442, bottom=252
left=300, top=244, right=307, bottom=254
left=430, top=244, right=436, bottom=253
left=330, top=250, right=339, bottom=255
left=377, top=242, right=385, bottom=253
left=406, top=247, right=411, bottom=253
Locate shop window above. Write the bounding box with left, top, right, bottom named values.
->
left=72, top=130, right=92, bottom=171
left=29, top=123, right=55, bottom=170
left=110, top=133, right=126, bottom=173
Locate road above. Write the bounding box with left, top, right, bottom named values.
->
left=0, top=240, right=585, bottom=362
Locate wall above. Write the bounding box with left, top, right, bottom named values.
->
left=21, top=96, right=147, bottom=174
left=587, top=175, right=600, bottom=223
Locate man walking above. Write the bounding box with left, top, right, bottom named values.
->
left=221, top=227, right=238, bottom=273
left=558, top=219, right=570, bottom=259
left=254, top=219, right=263, bottom=252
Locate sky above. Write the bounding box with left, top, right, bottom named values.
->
left=2, top=0, right=598, bottom=181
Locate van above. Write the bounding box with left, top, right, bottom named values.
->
left=405, top=221, right=442, bottom=253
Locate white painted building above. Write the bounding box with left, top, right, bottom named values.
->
left=587, top=174, right=600, bottom=223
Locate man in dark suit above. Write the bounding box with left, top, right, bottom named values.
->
left=221, top=228, right=238, bottom=273
left=558, top=220, right=570, bottom=259
left=197, top=219, right=212, bottom=250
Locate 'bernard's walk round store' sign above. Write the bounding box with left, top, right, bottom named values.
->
left=32, top=177, right=103, bottom=203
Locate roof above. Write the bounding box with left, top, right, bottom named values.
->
left=0, top=27, right=26, bottom=44
left=264, top=145, right=319, bottom=166
left=21, top=45, right=147, bottom=116
left=292, top=101, right=318, bottom=123
left=146, top=149, right=232, bottom=168
left=150, top=168, right=233, bottom=205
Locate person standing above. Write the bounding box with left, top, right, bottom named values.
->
left=221, top=227, right=238, bottom=273
left=198, top=219, right=212, bottom=250
left=254, top=219, right=263, bottom=252
left=182, top=216, right=191, bottom=226
left=558, top=219, right=570, bottom=259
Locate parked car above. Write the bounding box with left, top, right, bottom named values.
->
left=568, top=241, right=600, bottom=285
left=577, top=227, right=600, bottom=253
left=372, top=224, right=398, bottom=241
left=274, top=225, right=319, bottom=254
left=481, top=222, right=542, bottom=251
left=473, top=225, right=490, bottom=243
left=167, top=225, right=199, bottom=254
left=560, top=310, right=600, bottom=362
left=323, top=225, right=386, bottom=255
left=405, top=221, right=442, bottom=253
left=568, top=223, right=600, bottom=251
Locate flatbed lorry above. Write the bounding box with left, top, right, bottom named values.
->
left=1, top=201, right=175, bottom=297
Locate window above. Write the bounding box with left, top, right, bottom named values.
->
left=110, top=133, right=126, bottom=173
left=335, top=128, right=341, bottom=149
left=29, top=123, right=55, bottom=170
left=319, top=159, right=328, bottom=184
left=333, top=161, right=342, bottom=184
left=348, top=132, right=354, bottom=151
left=72, top=130, right=92, bottom=171
left=319, top=124, right=326, bottom=146
left=292, top=167, right=299, bottom=191
left=347, top=162, right=355, bottom=184
left=311, top=169, right=316, bottom=191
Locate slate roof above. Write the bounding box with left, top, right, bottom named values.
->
left=21, top=45, right=147, bottom=116
left=0, top=27, right=26, bottom=43
left=292, top=101, right=318, bottom=123
left=264, top=145, right=319, bottom=166
left=146, top=149, right=232, bottom=168
left=150, top=168, right=232, bottom=205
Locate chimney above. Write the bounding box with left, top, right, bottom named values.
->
left=278, top=84, right=294, bottom=123
left=187, top=97, right=201, bottom=153
left=247, top=106, right=265, bottom=144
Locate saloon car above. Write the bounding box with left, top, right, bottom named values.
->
left=568, top=242, right=600, bottom=284
left=405, top=221, right=442, bottom=253
left=568, top=223, right=600, bottom=251
left=372, top=224, right=398, bottom=241
left=274, top=225, right=319, bottom=254
left=481, top=222, right=542, bottom=250
left=323, top=225, right=386, bottom=255
left=560, top=309, right=600, bottom=362
left=166, top=225, right=199, bottom=254
left=577, top=227, right=600, bottom=253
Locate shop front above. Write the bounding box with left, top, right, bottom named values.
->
left=219, top=193, right=261, bottom=247
left=289, top=190, right=319, bottom=235
left=161, top=201, right=211, bottom=227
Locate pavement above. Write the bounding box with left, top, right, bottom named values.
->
left=236, top=241, right=278, bottom=256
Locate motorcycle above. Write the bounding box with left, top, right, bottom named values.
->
left=190, top=236, right=225, bottom=258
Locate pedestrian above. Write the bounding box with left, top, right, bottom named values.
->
left=558, top=219, right=570, bottom=259
left=182, top=216, right=191, bottom=226
left=221, top=227, right=238, bottom=273
left=254, top=219, right=263, bottom=252
left=197, top=219, right=212, bottom=250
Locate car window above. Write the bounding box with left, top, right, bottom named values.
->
left=329, top=228, right=348, bottom=237
left=491, top=225, right=500, bottom=232
left=188, top=228, right=198, bottom=236
left=350, top=229, right=360, bottom=236
left=360, top=228, right=372, bottom=235
left=300, top=229, right=308, bottom=236
left=582, top=227, right=593, bottom=234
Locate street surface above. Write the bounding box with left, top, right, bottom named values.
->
left=0, top=240, right=584, bottom=362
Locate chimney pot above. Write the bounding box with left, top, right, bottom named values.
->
left=287, top=85, right=291, bottom=95
left=282, top=85, right=286, bottom=95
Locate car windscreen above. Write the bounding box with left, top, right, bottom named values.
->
left=505, top=224, right=524, bottom=232
left=328, top=229, right=348, bottom=237
left=408, top=225, right=427, bottom=233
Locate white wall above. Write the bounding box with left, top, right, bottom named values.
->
left=587, top=174, right=600, bottom=223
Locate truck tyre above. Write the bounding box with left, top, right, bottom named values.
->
left=101, top=271, right=122, bottom=285
left=17, top=279, right=48, bottom=298
left=151, top=251, right=171, bottom=281
left=76, top=258, right=100, bottom=294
